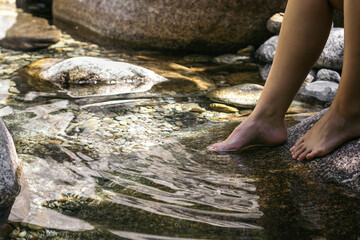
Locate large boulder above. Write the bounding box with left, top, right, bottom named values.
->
left=52, top=0, right=287, bottom=52
left=284, top=110, right=360, bottom=194
left=0, top=118, right=21, bottom=227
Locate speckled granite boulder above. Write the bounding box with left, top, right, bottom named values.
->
left=314, top=28, right=344, bottom=71
left=284, top=109, right=360, bottom=194
left=256, top=28, right=344, bottom=71
left=52, top=0, right=287, bottom=52
left=0, top=118, right=21, bottom=226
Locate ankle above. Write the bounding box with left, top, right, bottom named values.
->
left=251, top=106, right=285, bottom=123
left=329, top=103, right=360, bottom=120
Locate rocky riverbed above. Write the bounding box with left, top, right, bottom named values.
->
left=0, top=4, right=359, bottom=240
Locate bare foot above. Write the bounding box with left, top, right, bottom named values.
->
left=207, top=115, right=288, bottom=152
left=290, top=108, right=360, bottom=161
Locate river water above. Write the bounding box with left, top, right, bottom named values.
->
left=1, top=7, right=360, bottom=240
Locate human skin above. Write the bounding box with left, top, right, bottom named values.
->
left=208, top=0, right=360, bottom=161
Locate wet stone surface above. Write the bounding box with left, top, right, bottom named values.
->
left=0, top=20, right=359, bottom=240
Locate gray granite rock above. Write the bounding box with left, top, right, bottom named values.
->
left=305, top=70, right=317, bottom=84
left=284, top=109, right=360, bottom=194
left=52, top=0, right=287, bottom=52
left=315, top=68, right=341, bottom=83
left=256, top=28, right=344, bottom=71
left=297, top=81, right=338, bottom=106
left=314, top=28, right=344, bottom=71
left=0, top=118, right=21, bottom=226
left=255, top=36, right=278, bottom=63
left=206, top=84, right=263, bottom=108
left=258, top=64, right=272, bottom=81
left=259, top=63, right=315, bottom=84
left=266, top=12, right=284, bottom=34
left=19, top=57, right=169, bottom=97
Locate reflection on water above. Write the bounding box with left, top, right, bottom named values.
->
left=3, top=109, right=360, bottom=239
left=0, top=16, right=359, bottom=239
left=10, top=136, right=266, bottom=239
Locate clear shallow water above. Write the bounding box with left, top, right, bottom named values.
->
left=0, top=13, right=359, bottom=240
left=3, top=99, right=360, bottom=240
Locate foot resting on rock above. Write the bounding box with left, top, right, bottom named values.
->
left=290, top=108, right=360, bottom=161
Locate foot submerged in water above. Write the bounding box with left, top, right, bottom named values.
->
left=290, top=108, right=360, bottom=161
left=207, top=115, right=288, bottom=152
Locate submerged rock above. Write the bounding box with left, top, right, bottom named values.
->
left=19, top=57, right=169, bottom=97
left=52, top=0, right=287, bottom=52
left=206, top=84, right=263, bottom=108
left=214, top=54, right=250, bottom=64
left=0, top=11, right=61, bottom=50
left=0, top=118, right=21, bottom=226
left=285, top=109, right=360, bottom=194
left=209, top=103, right=239, bottom=113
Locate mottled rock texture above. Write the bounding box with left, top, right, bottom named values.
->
left=297, top=81, right=339, bottom=106
left=255, top=36, right=278, bottom=63
left=0, top=118, right=21, bottom=226
left=284, top=110, right=360, bottom=194
left=315, top=69, right=341, bottom=83
left=206, top=84, right=263, bottom=108
left=266, top=12, right=284, bottom=34
left=19, top=57, right=169, bottom=97
left=259, top=63, right=315, bottom=84
left=314, top=28, right=344, bottom=71
left=256, top=28, right=344, bottom=71
left=52, top=0, right=287, bottom=52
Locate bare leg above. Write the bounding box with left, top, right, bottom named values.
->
left=208, top=0, right=334, bottom=151
left=291, top=0, right=360, bottom=161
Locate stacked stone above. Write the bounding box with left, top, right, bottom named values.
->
left=257, top=13, right=344, bottom=106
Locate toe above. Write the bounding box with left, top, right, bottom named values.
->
left=207, top=142, right=222, bottom=151
left=306, top=147, right=327, bottom=160
left=305, top=151, right=316, bottom=161
left=298, top=149, right=312, bottom=161
left=290, top=138, right=305, bottom=154
left=294, top=138, right=304, bottom=147
left=292, top=145, right=306, bottom=159
left=290, top=146, right=295, bottom=153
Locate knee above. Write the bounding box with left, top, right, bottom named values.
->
left=328, top=0, right=344, bottom=12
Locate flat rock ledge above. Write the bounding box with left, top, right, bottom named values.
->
left=282, top=109, right=360, bottom=194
